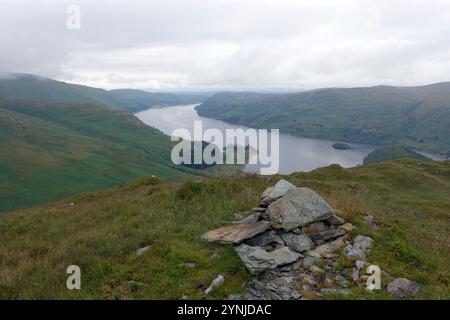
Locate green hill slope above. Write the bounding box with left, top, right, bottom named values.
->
left=196, top=83, right=450, bottom=154
left=0, top=160, right=448, bottom=299
left=363, top=145, right=432, bottom=165
left=0, top=97, right=202, bottom=212
left=0, top=73, right=204, bottom=112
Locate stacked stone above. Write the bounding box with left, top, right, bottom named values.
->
left=201, top=180, right=419, bottom=300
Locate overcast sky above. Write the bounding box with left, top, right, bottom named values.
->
left=1, top=0, right=450, bottom=90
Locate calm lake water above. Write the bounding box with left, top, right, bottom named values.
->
left=136, top=104, right=379, bottom=174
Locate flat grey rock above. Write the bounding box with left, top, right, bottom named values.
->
left=235, top=244, right=301, bottom=275
left=232, top=213, right=260, bottom=224
left=345, top=235, right=374, bottom=259
left=261, top=179, right=297, bottom=205
left=302, top=222, right=329, bottom=234
left=201, top=221, right=271, bottom=244
left=268, top=188, right=334, bottom=231
left=326, top=214, right=346, bottom=226
left=387, top=278, right=421, bottom=298
left=308, top=228, right=347, bottom=243
left=246, top=230, right=284, bottom=247
left=354, top=235, right=374, bottom=250
left=280, top=233, right=313, bottom=253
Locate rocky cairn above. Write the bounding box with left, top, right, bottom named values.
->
left=201, top=180, right=421, bottom=300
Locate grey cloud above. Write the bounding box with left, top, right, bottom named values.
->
left=1, top=0, right=450, bottom=89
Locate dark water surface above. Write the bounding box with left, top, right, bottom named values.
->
left=136, top=104, right=380, bottom=174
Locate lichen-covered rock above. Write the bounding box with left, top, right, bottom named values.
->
left=204, top=275, right=225, bottom=294
left=268, top=188, right=334, bottom=231
left=326, top=214, right=346, bottom=226
left=280, top=233, right=313, bottom=253
left=314, top=236, right=348, bottom=257
left=387, top=278, right=421, bottom=298
left=302, top=222, right=329, bottom=234
left=340, top=223, right=354, bottom=232
left=261, top=179, right=297, bottom=205
left=345, top=235, right=374, bottom=259
left=308, top=228, right=347, bottom=243
left=246, top=230, right=284, bottom=247
left=235, top=244, right=301, bottom=275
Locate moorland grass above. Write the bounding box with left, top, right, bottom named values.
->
left=0, top=160, right=449, bottom=299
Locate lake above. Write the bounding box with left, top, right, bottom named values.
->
left=135, top=104, right=379, bottom=174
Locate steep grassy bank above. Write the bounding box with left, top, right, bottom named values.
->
left=0, top=97, right=205, bottom=212
left=0, top=160, right=449, bottom=299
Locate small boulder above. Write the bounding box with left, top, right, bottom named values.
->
left=345, top=235, right=374, bottom=259
left=136, top=245, right=151, bottom=255
left=354, top=235, right=374, bottom=250
left=244, top=280, right=283, bottom=300
left=326, top=214, right=346, bottom=226
left=302, top=251, right=321, bottom=268
left=246, top=230, right=284, bottom=247
left=308, top=228, right=347, bottom=243
left=345, top=245, right=366, bottom=259
left=205, top=275, right=225, bottom=295
left=280, top=233, right=313, bottom=253
left=302, top=222, right=329, bottom=234
left=314, top=237, right=348, bottom=257
left=235, top=244, right=301, bottom=275
left=233, top=213, right=260, bottom=224
left=261, top=179, right=297, bottom=205
left=387, top=278, right=421, bottom=298
left=268, top=188, right=334, bottom=231
left=340, top=223, right=354, bottom=232
left=201, top=221, right=271, bottom=245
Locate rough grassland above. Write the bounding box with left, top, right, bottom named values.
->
left=0, top=98, right=207, bottom=213
left=0, top=160, right=449, bottom=299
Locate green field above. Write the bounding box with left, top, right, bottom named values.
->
left=0, top=159, right=449, bottom=299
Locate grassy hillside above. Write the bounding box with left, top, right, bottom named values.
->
left=0, top=73, right=204, bottom=112
left=0, top=160, right=448, bottom=299
left=0, top=97, right=205, bottom=213
left=196, top=83, right=450, bottom=154
left=363, top=145, right=432, bottom=165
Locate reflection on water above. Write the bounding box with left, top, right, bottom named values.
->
left=136, top=104, right=379, bottom=174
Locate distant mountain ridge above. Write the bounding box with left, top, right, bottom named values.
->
left=196, top=82, right=450, bottom=155
left=0, top=73, right=205, bottom=112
